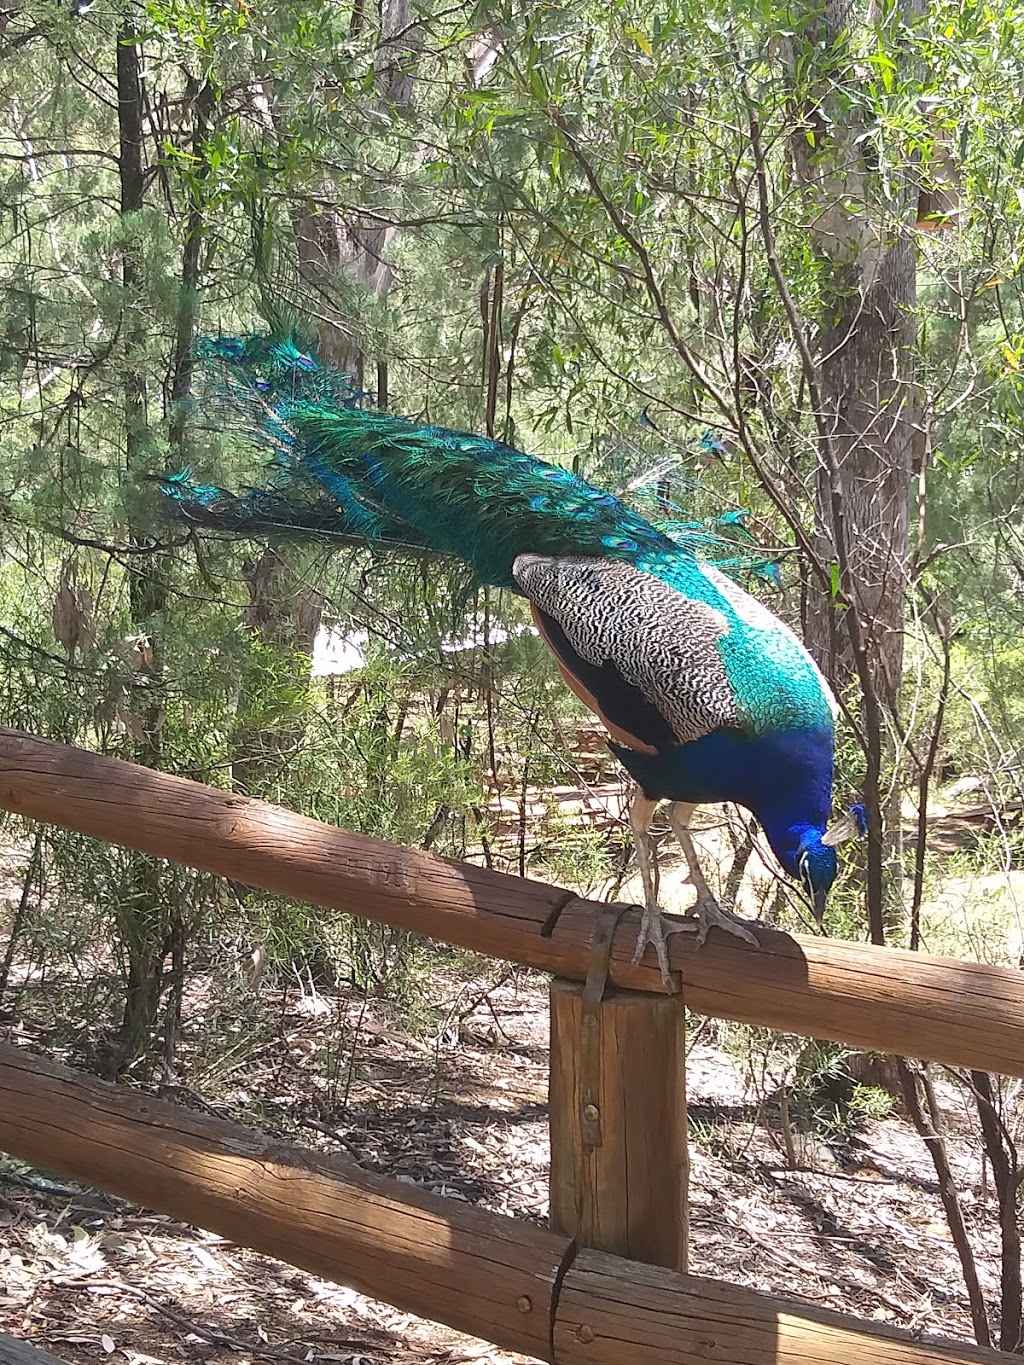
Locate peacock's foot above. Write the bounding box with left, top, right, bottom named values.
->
left=629, top=902, right=692, bottom=993
left=687, top=894, right=760, bottom=950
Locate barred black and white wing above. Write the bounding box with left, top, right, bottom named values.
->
left=512, top=553, right=744, bottom=755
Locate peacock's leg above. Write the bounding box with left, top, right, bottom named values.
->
left=627, top=786, right=690, bottom=989
left=667, top=802, right=759, bottom=948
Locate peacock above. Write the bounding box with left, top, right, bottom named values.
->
left=160, top=333, right=863, bottom=988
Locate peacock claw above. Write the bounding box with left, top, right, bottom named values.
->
left=688, top=895, right=760, bottom=950
left=629, top=903, right=694, bottom=993
left=627, top=896, right=761, bottom=990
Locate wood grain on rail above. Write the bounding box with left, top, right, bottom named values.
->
left=554, top=1251, right=1001, bottom=1364
left=0, top=1044, right=567, bottom=1361
left=0, top=1045, right=1005, bottom=1365
left=1, top=727, right=1023, bottom=1076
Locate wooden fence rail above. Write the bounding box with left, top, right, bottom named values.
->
left=0, top=1334, right=73, bottom=1365
left=0, top=1043, right=1001, bottom=1365
left=0, top=727, right=1023, bottom=1076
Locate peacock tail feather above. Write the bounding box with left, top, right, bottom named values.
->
left=160, top=331, right=833, bottom=741
left=165, top=333, right=778, bottom=580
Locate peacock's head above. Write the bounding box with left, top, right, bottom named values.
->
left=792, top=804, right=868, bottom=923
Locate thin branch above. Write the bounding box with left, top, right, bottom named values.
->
left=909, top=596, right=952, bottom=950
left=970, top=1070, right=1023, bottom=1352
left=895, top=1057, right=991, bottom=1348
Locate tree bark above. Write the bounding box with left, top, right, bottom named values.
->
left=115, top=24, right=173, bottom=1074
left=810, top=244, right=916, bottom=706
left=792, top=0, right=922, bottom=711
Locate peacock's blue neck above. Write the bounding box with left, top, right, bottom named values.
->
left=610, top=725, right=833, bottom=875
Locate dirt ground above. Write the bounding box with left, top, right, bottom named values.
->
left=0, top=959, right=1010, bottom=1365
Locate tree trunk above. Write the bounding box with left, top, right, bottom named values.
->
left=807, top=250, right=917, bottom=707
left=792, top=0, right=922, bottom=712
left=782, top=0, right=923, bottom=937
left=809, top=232, right=917, bottom=937
left=115, top=24, right=173, bottom=1074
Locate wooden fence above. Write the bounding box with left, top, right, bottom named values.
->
left=0, top=725, right=1018, bottom=1364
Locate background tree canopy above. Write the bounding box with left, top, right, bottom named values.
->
left=3, top=0, right=1024, bottom=1026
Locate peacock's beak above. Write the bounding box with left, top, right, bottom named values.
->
left=812, top=883, right=828, bottom=924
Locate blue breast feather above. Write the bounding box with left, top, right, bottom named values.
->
left=610, top=726, right=835, bottom=877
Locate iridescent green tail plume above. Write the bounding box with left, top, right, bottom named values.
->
left=160, top=332, right=780, bottom=588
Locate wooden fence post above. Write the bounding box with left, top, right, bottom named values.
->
left=549, top=976, right=689, bottom=1271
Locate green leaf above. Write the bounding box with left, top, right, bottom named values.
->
left=625, top=25, right=653, bottom=56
